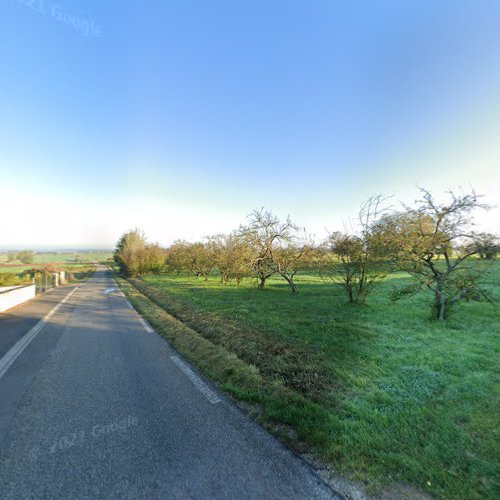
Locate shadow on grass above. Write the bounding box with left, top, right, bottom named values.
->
left=130, top=274, right=381, bottom=411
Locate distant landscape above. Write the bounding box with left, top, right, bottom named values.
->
left=0, top=250, right=112, bottom=286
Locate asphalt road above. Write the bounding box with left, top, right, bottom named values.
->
left=0, top=267, right=339, bottom=499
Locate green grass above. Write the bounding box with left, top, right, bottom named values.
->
left=118, top=264, right=499, bottom=499
left=0, top=260, right=97, bottom=286
left=0, top=251, right=112, bottom=271
left=0, top=266, right=34, bottom=274
left=0, top=251, right=111, bottom=276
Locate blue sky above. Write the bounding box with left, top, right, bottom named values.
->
left=1, top=0, right=499, bottom=247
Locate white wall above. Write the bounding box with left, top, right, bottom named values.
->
left=0, top=284, right=36, bottom=313
left=0, top=286, right=22, bottom=293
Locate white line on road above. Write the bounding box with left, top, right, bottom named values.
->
left=171, top=356, right=221, bottom=404
left=0, top=287, right=79, bottom=380
left=139, top=318, right=154, bottom=333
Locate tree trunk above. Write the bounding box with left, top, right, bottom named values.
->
left=281, top=274, right=298, bottom=294
left=347, top=284, right=354, bottom=303
left=435, top=284, right=447, bottom=320
left=438, top=295, right=447, bottom=320
left=259, top=276, right=267, bottom=289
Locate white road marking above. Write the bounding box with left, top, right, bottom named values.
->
left=171, top=356, right=221, bottom=404
left=139, top=318, right=154, bottom=333
left=102, top=287, right=118, bottom=295
left=0, top=287, right=79, bottom=380
left=116, top=282, right=219, bottom=403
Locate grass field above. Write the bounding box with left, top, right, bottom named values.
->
left=0, top=252, right=109, bottom=285
left=0, top=251, right=112, bottom=274
left=117, top=263, right=499, bottom=499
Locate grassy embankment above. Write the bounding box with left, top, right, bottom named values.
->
left=114, top=263, right=499, bottom=499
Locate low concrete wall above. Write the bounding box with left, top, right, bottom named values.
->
left=0, top=286, right=23, bottom=293
left=0, top=284, right=36, bottom=313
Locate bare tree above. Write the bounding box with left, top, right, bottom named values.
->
left=271, top=243, right=312, bottom=294
left=384, top=189, right=493, bottom=320
left=239, top=208, right=309, bottom=293
left=239, top=209, right=286, bottom=288
left=321, top=195, right=392, bottom=304
left=465, top=232, right=499, bottom=260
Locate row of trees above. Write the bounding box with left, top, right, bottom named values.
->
left=6, top=250, right=34, bottom=264
left=114, top=189, right=498, bottom=320
left=115, top=208, right=315, bottom=294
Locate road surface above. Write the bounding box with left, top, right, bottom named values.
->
left=0, top=267, right=339, bottom=499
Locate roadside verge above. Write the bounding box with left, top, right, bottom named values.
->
left=111, top=271, right=381, bottom=499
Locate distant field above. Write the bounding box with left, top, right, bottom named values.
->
left=0, top=251, right=112, bottom=273
left=119, top=262, right=500, bottom=499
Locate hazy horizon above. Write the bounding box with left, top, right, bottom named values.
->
left=0, top=246, right=113, bottom=252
